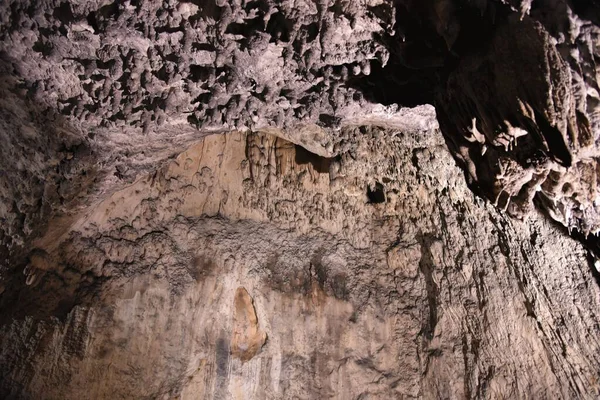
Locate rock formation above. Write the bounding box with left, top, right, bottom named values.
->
left=1, top=0, right=600, bottom=398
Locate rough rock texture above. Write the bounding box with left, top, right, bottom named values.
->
left=435, top=1, right=600, bottom=238
left=0, top=0, right=412, bottom=282
left=2, top=0, right=600, bottom=259
left=2, top=0, right=600, bottom=399
left=2, top=118, right=600, bottom=399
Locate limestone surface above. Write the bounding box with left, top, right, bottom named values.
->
left=1, top=1, right=600, bottom=399
left=1, top=118, right=600, bottom=399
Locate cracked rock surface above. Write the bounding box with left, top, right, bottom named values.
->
left=2, top=0, right=600, bottom=399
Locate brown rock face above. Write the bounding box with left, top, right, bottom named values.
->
left=1, top=124, right=599, bottom=399
left=1, top=0, right=600, bottom=399
left=231, top=287, right=267, bottom=362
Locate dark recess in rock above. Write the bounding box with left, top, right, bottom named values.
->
left=367, top=182, right=386, bottom=204
left=294, top=145, right=333, bottom=174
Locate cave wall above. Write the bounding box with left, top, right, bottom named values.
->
left=1, top=0, right=600, bottom=398
left=2, top=114, right=600, bottom=399
left=2, top=0, right=600, bottom=260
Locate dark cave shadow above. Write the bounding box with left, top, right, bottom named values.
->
left=0, top=57, right=102, bottom=326
left=347, top=0, right=505, bottom=108
left=346, top=0, right=600, bottom=285
left=345, top=0, right=508, bottom=211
